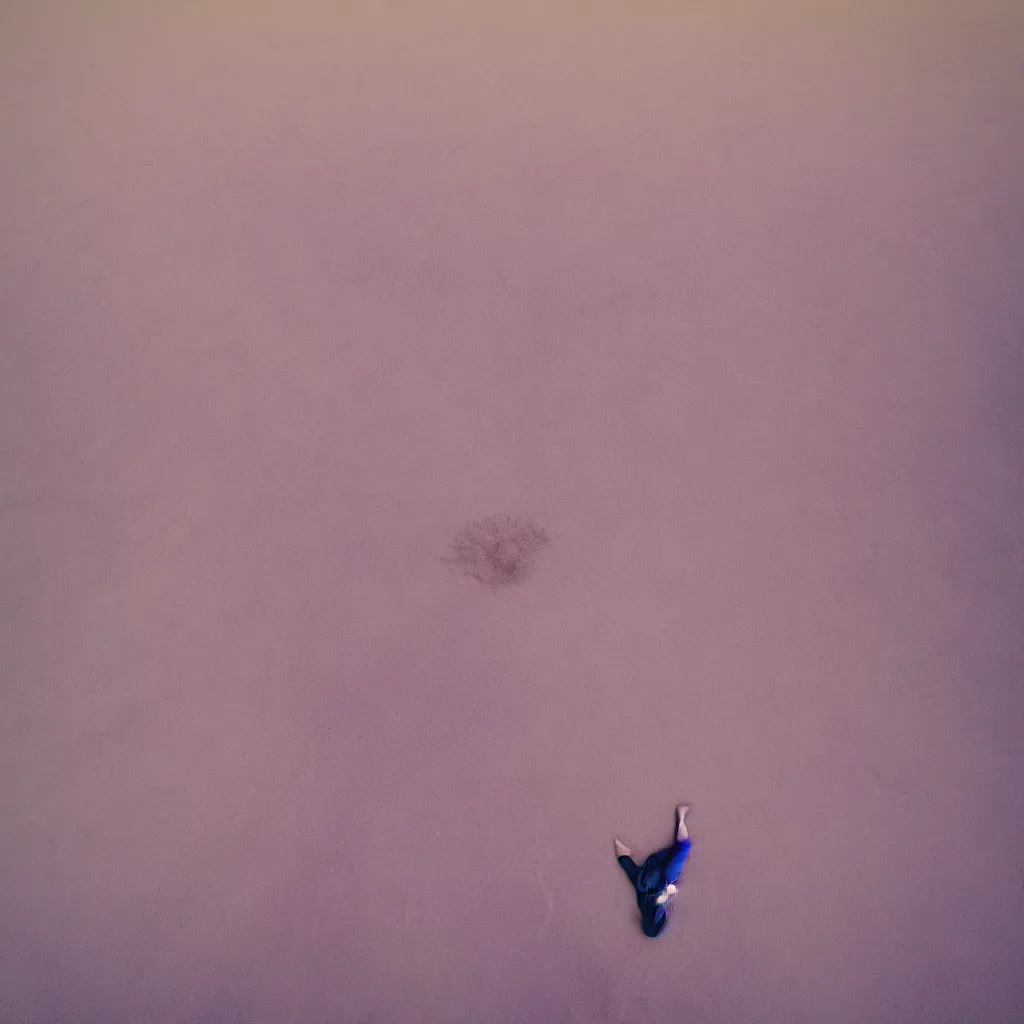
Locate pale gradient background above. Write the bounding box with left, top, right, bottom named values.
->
left=2, top=2, right=1022, bottom=1022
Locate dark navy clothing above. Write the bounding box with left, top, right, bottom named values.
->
left=618, top=838, right=692, bottom=938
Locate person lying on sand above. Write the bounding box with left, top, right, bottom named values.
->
left=614, top=805, right=692, bottom=938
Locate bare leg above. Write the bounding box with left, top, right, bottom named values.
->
left=614, top=838, right=631, bottom=858
left=676, top=805, right=691, bottom=842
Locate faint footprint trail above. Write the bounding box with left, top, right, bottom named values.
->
left=535, top=846, right=555, bottom=941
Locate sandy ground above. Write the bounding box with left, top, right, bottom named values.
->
left=2, top=2, right=1023, bottom=1022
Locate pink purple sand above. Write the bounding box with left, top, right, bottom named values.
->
left=2, top=3, right=1022, bottom=1022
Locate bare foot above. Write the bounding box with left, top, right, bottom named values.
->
left=676, top=805, right=691, bottom=841
left=614, top=838, right=631, bottom=858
